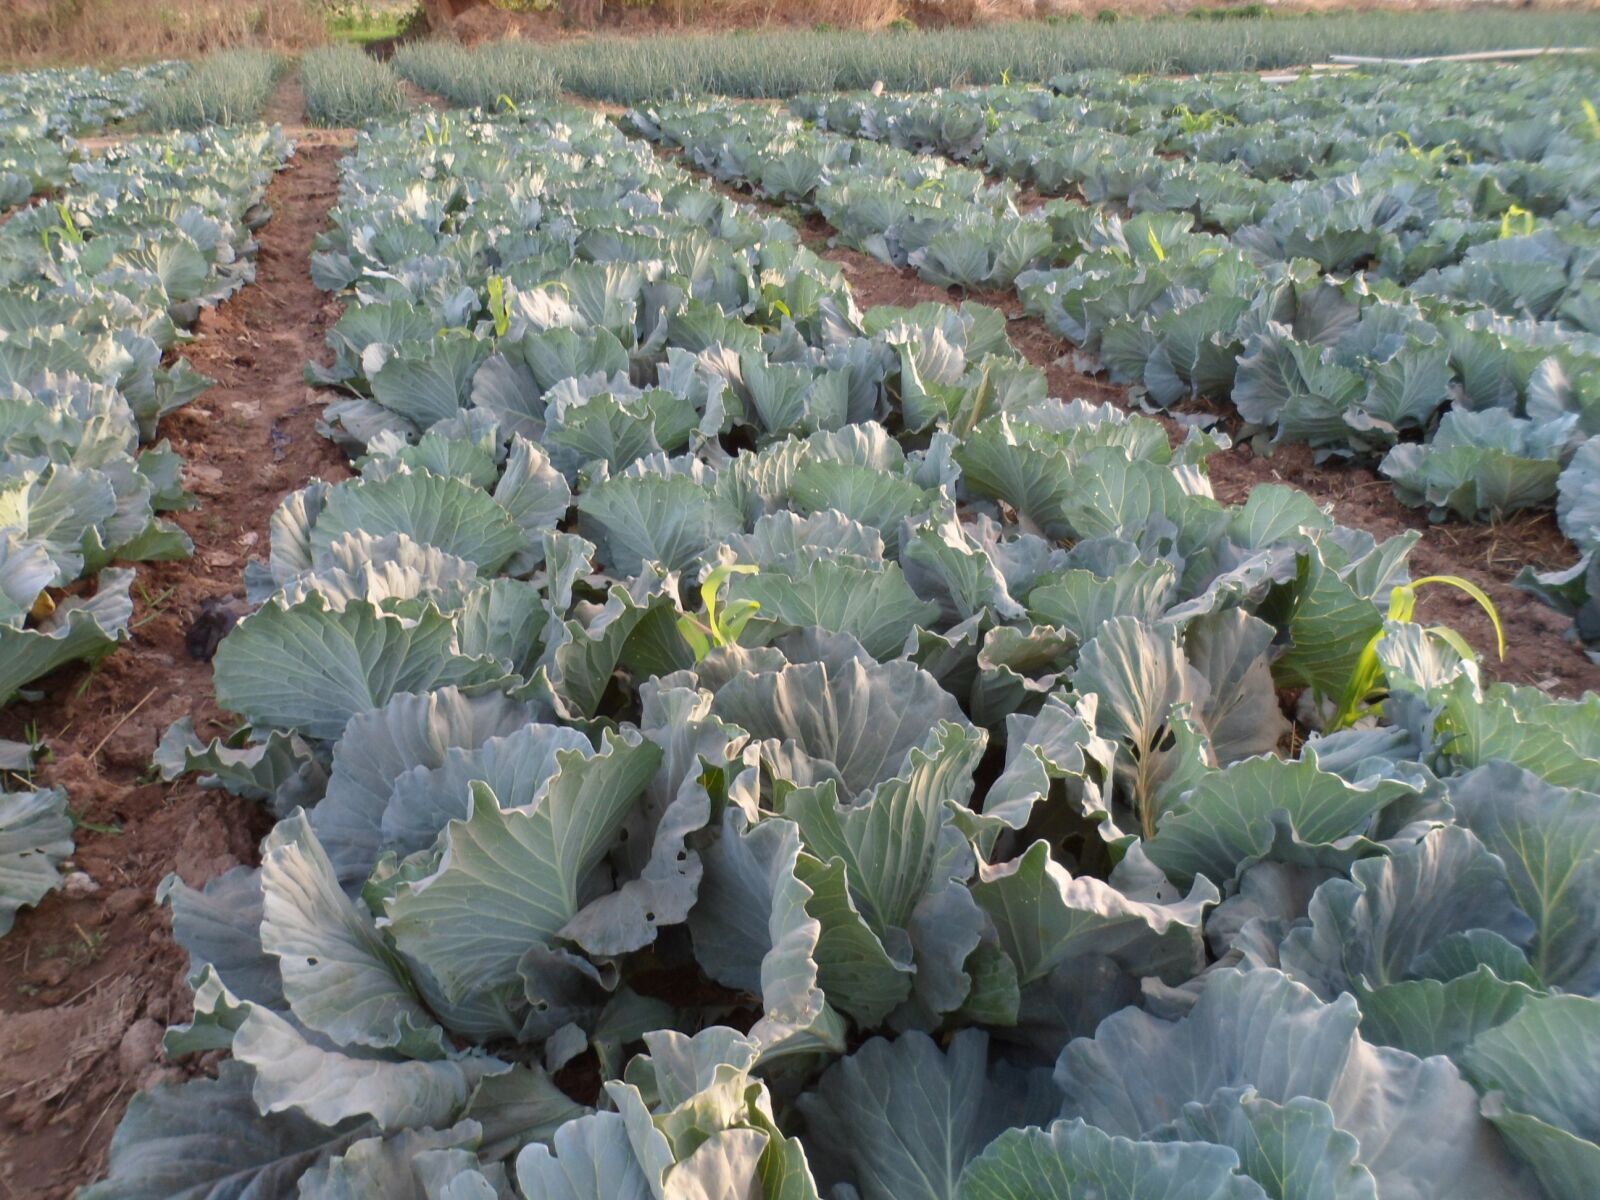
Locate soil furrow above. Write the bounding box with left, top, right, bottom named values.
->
left=263, top=69, right=307, bottom=128
left=0, top=188, right=52, bottom=229
left=648, top=139, right=1600, bottom=697
left=400, top=78, right=451, bottom=110
left=0, top=131, right=353, bottom=1200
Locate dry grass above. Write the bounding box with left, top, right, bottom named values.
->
left=10, top=0, right=1586, bottom=66
left=0, top=0, right=324, bottom=67
left=459, top=0, right=1600, bottom=41
left=460, top=0, right=919, bottom=35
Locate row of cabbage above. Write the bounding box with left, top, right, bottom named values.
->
left=84, top=102, right=1600, bottom=1200
left=791, top=70, right=1600, bottom=488
left=0, top=62, right=187, bottom=211
left=0, top=125, right=293, bottom=939
left=624, top=70, right=1600, bottom=660
left=793, top=59, right=1600, bottom=221
left=791, top=62, right=1600, bottom=339
left=624, top=93, right=1600, bottom=445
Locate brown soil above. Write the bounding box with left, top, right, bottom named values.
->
left=399, top=77, right=449, bottom=110
left=263, top=68, right=307, bottom=127
left=0, top=187, right=53, bottom=229
left=0, top=131, right=352, bottom=1200
left=681, top=156, right=1600, bottom=698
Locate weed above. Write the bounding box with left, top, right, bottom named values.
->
left=1188, top=3, right=1271, bottom=19
left=68, top=808, right=124, bottom=837
left=55, top=927, right=108, bottom=970
left=1331, top=575, right=1505, bottom=731
left=23, top=720, right=47, bottom=762
left=131, top=583, right=178, bottom=631
left=677, top=565, right=760, bottom=661
left=73, top=662, right=102, bottom=700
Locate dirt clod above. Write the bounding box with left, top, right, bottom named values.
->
left=116, top=1019, right=166, bottom=1076
left=136, top=1064, right=187, bottom=1092
left=104, top=889, right=146, bottom=919
left=28, top=958, right=73, bottom=988
left=186, top=595, right=250, bottom=662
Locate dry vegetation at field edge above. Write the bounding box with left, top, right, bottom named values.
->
left=0, top=0, right=324, bottom=67
left=440, top=0, right=1600, bottom=42
left=8, top=0, right=1597, bottom=66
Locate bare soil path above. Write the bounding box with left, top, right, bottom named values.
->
left=264, top=68, right=307, bottom=127
left=0, top=130, right=353, bottom=1200
left=657, top=145, right=1600, bottom=698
